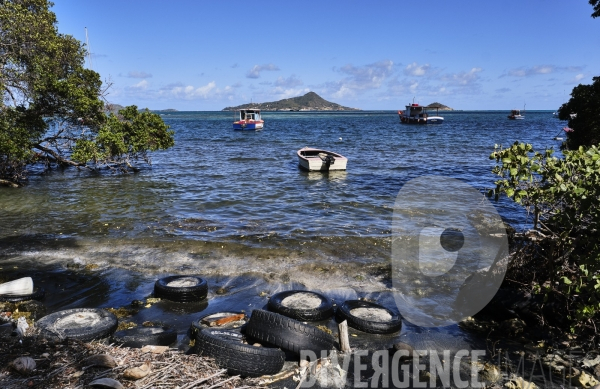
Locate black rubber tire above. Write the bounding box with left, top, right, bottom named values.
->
left=195, top=328, right=285, bottom=377
left=244, top=309, right=336, bottom=356
left=154, top=275, right=208, bottom=303
left=0, top=287, right=45, bottom=302
left=112, top=326, right=177, bottom=348
left=267, top=290, right=334, bottom=321
left=37, top=308, right=118, bottom=342
left=336, top=300, right=402, bottom=334
left=190, top=311, right=247, bottom=338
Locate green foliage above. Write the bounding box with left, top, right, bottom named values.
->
left=0, top=0, right=174, bottom=185
left=72, top=106, right=174, bottom=171
left=490, top=142, right=600, bottom=335
left=591, top=0, right=600, bottom=18
left=558, top=76, right=600, bottom=149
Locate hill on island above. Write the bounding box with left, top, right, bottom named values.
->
left=223, top=92, right=360, bottom=111
left=425, top=102, right=453, bottom=110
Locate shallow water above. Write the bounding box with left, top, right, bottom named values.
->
left=0, top=110, right=565, bottom=343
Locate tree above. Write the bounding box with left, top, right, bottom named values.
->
left=0, top=0, right=173, bottom=187
left=558, top=76, right=600, bottom=149
left=591, top=0, right=600, bottom=18
left=490, top=142, right=600, bottom=343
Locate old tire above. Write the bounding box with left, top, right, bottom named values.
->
left=244, top=309, right=336, bottom=356
left=336, top=300, right=402, bottom=334
left=37, top=308, right=118, bottom=342
left=112, top=326, right=177, bottom=348
left=154, top=275, right=208, bottom=303
left=190, top=311, right=247, bottom=338
left=195, top=328, right=285, bottom=377
left=0, top=287, right=45, bottom=303
left=267, top=290, right=334, bottom=321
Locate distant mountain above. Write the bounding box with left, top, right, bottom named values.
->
left=425, top=102, right=453, bottom=111
left=223, top=92, right=360, bottom=111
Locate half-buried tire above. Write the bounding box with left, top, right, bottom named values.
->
left=336, top=300, right=402, bottom=334
left=244, top=309, right=336, bottom=356
left=154, top=275, right=208, bottom=303
left=37, top=308, right=118, bottom=342
left=195, top=328, right=285, bottom=377
left=190, top=312, right=247, bottom=338
left=267, top=290, right=334, bottom=321
left=112, top=326, right=177, bottom=348
left=0, top=287, right=45, bottom=303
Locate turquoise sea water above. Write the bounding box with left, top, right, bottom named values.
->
left=0, top=110, right=565, bottom=316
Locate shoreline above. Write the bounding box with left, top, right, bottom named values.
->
left=3, top=257, right=600, bottom=388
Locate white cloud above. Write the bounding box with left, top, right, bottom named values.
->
left=274, top=75, right=303, bottom=88
left=126, top=71, right=152, bottom=79
left=246, top=64, right=280, bottom=79
left=127, top=79, right=149, bottom=91
left=404, top=62, right=431, bottom=77
left=327, top=60, right=394, bottom=98
left=159, top=81, right=218, bottom=99
left=502, top=65, right=584, bottom=78
left=443, top=67, right=482, bottom=86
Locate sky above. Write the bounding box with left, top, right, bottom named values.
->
left=52, top=0, right=600, bottom=111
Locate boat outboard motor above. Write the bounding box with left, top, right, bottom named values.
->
left=318, top=152, right=335, bottom=165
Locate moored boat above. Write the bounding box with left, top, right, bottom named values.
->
left=233, top=109, right=264, bottom=130
left=507, top=109, right=524, bottom=120
left=297, top=147, right=347, bottom=171
left=398, top=103, right=444, bottom=124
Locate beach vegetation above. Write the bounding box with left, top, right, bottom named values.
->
left=558, top=76, right=600, bottom=149
left=0, top=0, right=174, bottom=187
left=490, top=142, right=600, bottom=343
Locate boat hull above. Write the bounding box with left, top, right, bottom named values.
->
left=233, top=121, right=264, bottom=130
left=297, top=148, right=348, bottom=171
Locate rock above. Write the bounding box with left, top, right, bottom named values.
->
left=478, top=363, right=501, bottom=383
left=577, top=371, right=600, bottom=388
left=15, top=317, right=29, bottom=338
left=123, top=361, right=151, bottom=380
left=584, top=354, right=600, bottom=368
left=89, top=378, right=124, bottom=389
left=215, top=287, right=227, bottom=295
left=10, top=356, right=36, bottom=375
left=504, top=375, right=539, bottom=389
left=595, top=364, right=600, bottom=379
left=392, top=342, right=416, bottom=360
left=81, top=354, right=118, bottom=368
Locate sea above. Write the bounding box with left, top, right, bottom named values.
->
left=0, top=110, right=566, bottom=349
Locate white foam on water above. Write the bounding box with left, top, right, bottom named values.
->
left=9, top=241, right=392, bottom=294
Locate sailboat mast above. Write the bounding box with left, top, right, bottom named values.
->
left=85, top=27, right=93, bottom=70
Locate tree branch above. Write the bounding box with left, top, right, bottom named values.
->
left=33, top=143, right=88, bottom=168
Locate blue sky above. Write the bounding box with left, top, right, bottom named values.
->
left=52, top=1, right=600, bottom=111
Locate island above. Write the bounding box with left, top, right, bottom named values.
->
left=222, top=92, right=360, bottom=112
left=425, top=102, right=453, bottom=111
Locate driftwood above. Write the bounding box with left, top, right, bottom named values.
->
left=0, top=337, right=258, bottom=389
left=338, top=320, right=351, bottom=353
left=0, top=179, right=19, bottom=188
